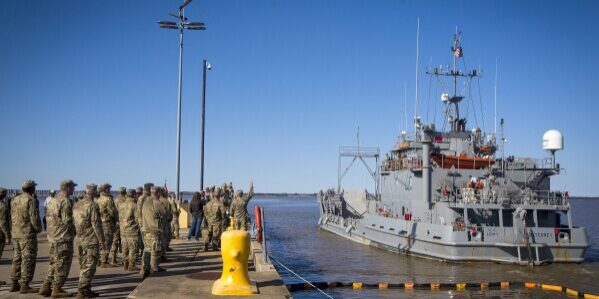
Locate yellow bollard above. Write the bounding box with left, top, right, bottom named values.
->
left=211, top=224, right=258, bottom=296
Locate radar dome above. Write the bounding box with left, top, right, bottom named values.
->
left=543, top=129, right=564, bottom=151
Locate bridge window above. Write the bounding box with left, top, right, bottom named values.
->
left=502, top=209, right=514, bottom=227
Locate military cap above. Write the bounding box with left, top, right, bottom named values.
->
left=127, top=189, right=135, bottom=197
left=136, top=186, right=143, bottom=192
left=22, top=179, right=37, bottom=189
left=144, top=183, right=154, bottom=191
left=235, top=189, right=243, bottom=197
left=102, top=183, right=112, bottom=189
left=60, top=179, right=77, bottom=189
left=119, top=186, right=126, bottom=193
left=0, top=187, right=6, bottom=196
left=86, top=184, right=98, bottom=193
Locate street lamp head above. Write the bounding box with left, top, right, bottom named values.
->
left=206, top=62, right=212, bottom=70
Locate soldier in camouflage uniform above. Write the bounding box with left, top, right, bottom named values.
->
left=39, top=180, right=77, bottom=298
left=10, top=180, right=42, bottom=294
left=141, top=186, right=165, bottom=278
left=96, top=183, right=117, bottom=267
left=110, top=187, right=126, bottom=265
left=230, top=181, right=254, bottom=231
left=169, top=193, right=180, bottom=239
left=137, top=184, right=152, bottom=261
left=221, top=184, right=232, bottom=229
left=157, top=188, right=173, bottom=259
left=202, top=189, right=224, bottom=251
left=0, top=187, right=11, bottom=286
left=73, top=184, right=105, bottom=299
left=119, top=189, right=140, bottom=271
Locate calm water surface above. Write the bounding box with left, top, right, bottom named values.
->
left=249, top=197, right=599, bottom=299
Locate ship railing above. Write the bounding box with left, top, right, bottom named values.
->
left=451, top=188, right=565, bottom=206
left=504, top=157, right=554, bottom=170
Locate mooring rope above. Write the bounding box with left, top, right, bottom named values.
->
left=269, top=256, right=335, bottom=299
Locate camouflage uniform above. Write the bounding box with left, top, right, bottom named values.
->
left=0, top=188, right=10, bottom=254
left=157, top=189, right=172, bottom=258
left=10, top=180, right=41, bottom=292
left=110, top=187, right=126, bottom=263
left=202, top=195, right=224, bottom=250
left=230, top=185, right=254, bottom=230
left=118, top=190, right=140, bottom=271
left=73, top=184, right=104, bottom=297
left=137, top=184, right=153, bottom=258
left=141, top=188, right=163, bottom=275
left=0, top=188, right=11, bottom=271
left=40, top=180, right=77, bottom=297
left=222, top=184, right=232, bottom=229
left=170, top=198, right=180, bottom=239
left=96, top=184, right=117, bottom=265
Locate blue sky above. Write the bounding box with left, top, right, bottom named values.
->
left=1, top=1, right=598, bottom=195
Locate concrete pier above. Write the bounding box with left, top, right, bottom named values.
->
left=0, top=230, right=290, bottom=298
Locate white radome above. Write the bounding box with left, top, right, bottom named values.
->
left=543, top=129, right=564, bottom=151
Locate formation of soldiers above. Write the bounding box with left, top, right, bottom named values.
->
left=0, top=179, right=255, bottom=299
left=200, top=181, right=254, bottom=251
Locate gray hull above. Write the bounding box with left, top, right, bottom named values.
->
left=319, top=212, right=589, bottom=264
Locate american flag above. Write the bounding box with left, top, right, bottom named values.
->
left=453, top=46, right=463, bottom=58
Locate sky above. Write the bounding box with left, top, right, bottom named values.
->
left=1, top=1, right=598, bottom=195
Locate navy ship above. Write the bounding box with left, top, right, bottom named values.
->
left=318, top=30, right=589, bottom=265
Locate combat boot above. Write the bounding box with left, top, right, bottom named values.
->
left=76, top=291, right=89, bottom=299
left=87, top=289, right=100, bottom=297
left=123, top=261, right=129, bottom=270
left=51, top=286, right=73, bottom=298
left=20, top=284, right=38, bottom=294
left=0, top=280, right=6, bottom=286
left=9, top=281, right=20, bottom=292
left=142, top=270, right=150, bottom=280
left=166, top=247, right=173, bottom=252
left=203, top=243, right=209, bottom=252
left=110, top=255, right=117, bottom=265
left=39, top=281, right=52, bottom=297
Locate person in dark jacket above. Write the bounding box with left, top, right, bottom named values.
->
left=187, top=192, right=204, bottom=241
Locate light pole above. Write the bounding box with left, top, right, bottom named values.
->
left=158, top=0, right=206, bottom=202
left=200, top=59, right=211, bottom=190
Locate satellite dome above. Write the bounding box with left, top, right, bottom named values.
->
left=543, top=129, right=564, bottom=151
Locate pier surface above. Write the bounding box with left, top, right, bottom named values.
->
left=0, top=230, right=290, bottom=299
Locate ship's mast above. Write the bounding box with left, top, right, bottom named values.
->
left=426, top=28, right=478, bottom=132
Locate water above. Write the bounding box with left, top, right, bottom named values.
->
left=249, top=197, right=599, bottom=299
